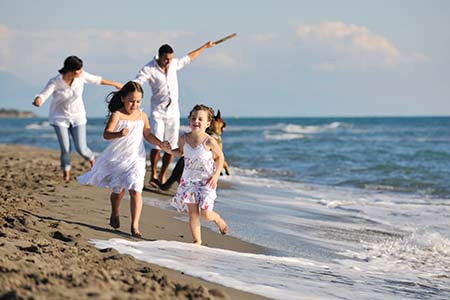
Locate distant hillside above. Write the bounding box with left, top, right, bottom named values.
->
left=0, top=108, right=36, bottom=118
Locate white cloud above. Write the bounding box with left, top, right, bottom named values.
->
left=296, top=21, right=427, bottom=71
left=0, top=25, right=195, bottom=83
left=249, top=33, right=278, bottom=43
left=202, top=52, right=238, bottom=68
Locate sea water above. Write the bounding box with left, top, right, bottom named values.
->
left=4, top=116, right=450, bottom=299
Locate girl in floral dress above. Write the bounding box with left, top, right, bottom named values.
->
left=169, top=104, right=228, bottom=245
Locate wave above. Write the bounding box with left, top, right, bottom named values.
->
left=230, top=166, right=295, bottom=179
left=225, top=121, right=348, bottom=133
left=264, top=132, right=305, bottom=140
left=282, top=122, right=344, bottom=134
left=25, top=121, right=52, bottom=130
left=261, top=122, right=346, bottom=141
left=338, top=178, right=450, bottom=198
left=91, top=239, right=322, bottom=300
left=341, top=229, right=450, bottom=282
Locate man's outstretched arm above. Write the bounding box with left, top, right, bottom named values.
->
left=188, top=41, right=215, bottom=62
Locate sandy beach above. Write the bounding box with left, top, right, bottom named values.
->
left=0, top=144, right=271, bottom=300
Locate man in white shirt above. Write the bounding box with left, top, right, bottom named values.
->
left=134, top=41, right=215, bottom=186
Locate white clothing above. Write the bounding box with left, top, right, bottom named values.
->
left=37, top=71, right=102, bottom=128
left=78, top=112, right=146, bottom=193
left=133, top=55, right=191, bottom=117
left=172, top=135, right=217, bottom=212
left=150, top=114, right=180, bottom=150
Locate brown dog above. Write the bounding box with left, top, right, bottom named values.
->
left=206, top=109, right=230, bottom=176
left=159, top=109, right=230, bottom=191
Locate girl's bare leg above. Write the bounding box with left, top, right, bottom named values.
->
left=129, top=190, right=143, bottom=237
left=187, top=203, right=202, bottom=244
left=201, top=209, right=229, bottom=235
left=109, top=190, right=124, bottom=229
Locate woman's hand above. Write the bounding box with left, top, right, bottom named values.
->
left=32, top=97, right=42, bottom=107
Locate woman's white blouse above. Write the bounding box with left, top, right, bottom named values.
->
left=37, top=70, right=102, bottom=127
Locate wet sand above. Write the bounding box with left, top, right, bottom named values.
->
left=0, top=144, right=271, bottom=300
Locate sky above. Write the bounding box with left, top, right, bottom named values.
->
left=0, top=0, right=449, bottom=117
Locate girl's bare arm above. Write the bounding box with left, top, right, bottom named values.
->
left=103, top=112, right=128, bottom=140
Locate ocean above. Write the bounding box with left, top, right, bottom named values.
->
left=3, top=116, right=450, bottom=299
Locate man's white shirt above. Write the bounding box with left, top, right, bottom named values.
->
left=133, top=55, right=191, bottom=119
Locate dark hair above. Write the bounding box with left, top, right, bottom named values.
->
left=106, top=81, right=143, bottom=116
left=188, top=104, right=214, bottom=123
left=158, top=44, right=174, bottom=57
left=58, top=56, right=83, bottom=74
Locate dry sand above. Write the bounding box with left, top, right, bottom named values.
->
left=0, top=144, right=271, bottom=300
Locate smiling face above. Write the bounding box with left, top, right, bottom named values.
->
left=189, top=109, right=211, bottom=133
left=121, top=91, right=143, bottom=114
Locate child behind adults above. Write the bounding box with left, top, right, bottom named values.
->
left=169, top=104, right=228, bottom=245
left=78, top=81, right=170, bottom=237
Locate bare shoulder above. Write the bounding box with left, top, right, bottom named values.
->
left=108, top=111, right=120, bottom=120
left=205, top=134, right=219, bottom=147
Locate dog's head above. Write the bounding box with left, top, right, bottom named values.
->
left=207, top=109, right=226, bottom=137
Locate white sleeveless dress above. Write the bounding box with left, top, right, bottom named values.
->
left=172, top=135, right=217, bottom=212
left=78, top=112, right=146, bottom=193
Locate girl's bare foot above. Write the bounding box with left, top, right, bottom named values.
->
left=131, top=227, right=142, bottom=238
left=89, top=158, right=95, bottom=168
left=63, top=170, right=70, bottom=182
left=216, top=218, right=229, bottom=235
left=193, top=240, right=202, bottom=245
left=109, top=214, right=120, bottom=229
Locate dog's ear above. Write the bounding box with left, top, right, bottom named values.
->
left=216, top=110, right=221, bottom=119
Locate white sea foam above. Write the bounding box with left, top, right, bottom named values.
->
left=260, top=122, right=345, bottom=140
left=90, top=239, right=332, bottom=300
left=25, top=121, right=52, bottom=130
left=318, top=199, right=355, bottom=209
left=264, top=132, right=305, bottom=140
left=91, top=235, right=450, bottom=300
left=281, top=122, right=342, bottom=134
left=138, top=169, right=450, bottom=299
left=355, top=230, right=450, bottom=277
left=225, top=122, right=347, bottom=134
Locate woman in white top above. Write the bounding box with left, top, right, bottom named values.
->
left=32, top=56, right=123, bottom=181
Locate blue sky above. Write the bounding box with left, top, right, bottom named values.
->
left=1, top=0, right=449, bottom=117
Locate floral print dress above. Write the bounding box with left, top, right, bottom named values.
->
left=172, top=135, right=216, bottom=212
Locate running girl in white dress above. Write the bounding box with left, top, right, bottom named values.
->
left=78, top=81, right=170, bottom=237
left=169, top=104, right=228, bottom=245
